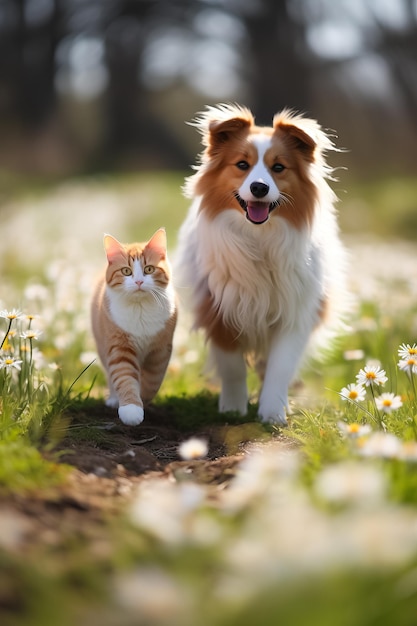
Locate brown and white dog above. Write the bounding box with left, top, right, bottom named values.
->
left=176, top=104, right=346, bottom=425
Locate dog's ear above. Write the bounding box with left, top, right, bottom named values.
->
left=277, top=123, right=317, bottom=159
left=190, top=104, right=254, bottom=155
left=281, top=124, right=316, bottom=153
left=208, top=117, right=251, bottom=146
left=274, top=111, right=319, bottom=160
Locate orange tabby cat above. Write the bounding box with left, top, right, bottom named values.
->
left=91, top=228, right=177, bottom=426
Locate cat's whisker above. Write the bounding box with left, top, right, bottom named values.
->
left=150, top=288, right=169, bottom=307
left=150, top=292, right=163, bottom=307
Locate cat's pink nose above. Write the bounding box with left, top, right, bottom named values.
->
left=135, top=280, right=143, bottom=288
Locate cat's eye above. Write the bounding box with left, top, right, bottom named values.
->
left=236, top=160, right=250, bottom=171
left=144, top=265, right=155, bottom=275
left=121, top=267, right=132, bottom=276
left=272, top=163, right=285, bottom=173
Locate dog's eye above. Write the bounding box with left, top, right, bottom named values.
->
left=236, top=160, right=250, bottom=171
left=272, top=163, right=285, bottom=173
left=121, top=267, right=132, bottom=276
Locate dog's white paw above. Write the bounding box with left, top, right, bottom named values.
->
left=106, top=395, right=119, bottom=409
left=118, top=404, right=144, bottom=426
left=259, top=410, right=288, bottom=427
left=219, top=384, right=248, bottom=415
left=258, top=399, right=288, bottom=426
left=258, top=387, right=289, bottom=426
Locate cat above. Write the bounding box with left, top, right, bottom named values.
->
left=91, top=228, right=177, bottom=426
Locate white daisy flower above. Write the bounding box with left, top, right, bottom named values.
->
left=358, top=432, right=402, bottom=459
left=339, top=383, right=366, bottom=402
left=356, top=364, right=388, bottom=387
left=178, top=437, right=208, bottom=461
left=398, top=343, right=417, bottom=359
left=316, top=461, right=386, bottom=505
left=20, top=329, right=43, bottom=341
left=398, top=356, right=417, bottom=376
left=0, top=356, right=23, bottom=371
left=343, top=349, right=365, bottom=361
left=375, top=392, right=403, bottom=414
left=338, top=421, right=372, bottom=438
left=0, top=308, right=24, bottom=321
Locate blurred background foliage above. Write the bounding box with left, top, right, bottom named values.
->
left=0, top=0, right=416, bottom=181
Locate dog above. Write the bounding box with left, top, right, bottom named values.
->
left=175, top=103, right=346, bottom=425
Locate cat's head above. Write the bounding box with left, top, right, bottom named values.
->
left=103, top=228, right=171, bottom=298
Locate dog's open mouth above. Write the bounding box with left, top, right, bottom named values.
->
left=235, top=194, right=279, bottom=224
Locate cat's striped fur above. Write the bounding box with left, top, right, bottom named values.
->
left=91, top=228, right=177, bottom=425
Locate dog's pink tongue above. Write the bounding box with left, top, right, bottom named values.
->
left=247, top=202, right=269, bottom=223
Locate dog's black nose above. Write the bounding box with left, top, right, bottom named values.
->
left=250, top=181, right=269, bottom=198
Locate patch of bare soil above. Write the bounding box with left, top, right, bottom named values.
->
left=3, top=403, right=292, bottom=551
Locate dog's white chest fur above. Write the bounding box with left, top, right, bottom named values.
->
left=181, top=204, right=323, bottom=351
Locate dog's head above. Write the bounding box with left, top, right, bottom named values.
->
left=185, top=103, right=335, bottom=229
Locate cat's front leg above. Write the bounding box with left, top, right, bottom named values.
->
left=211, top=344, right=248, bottom=415
left=108, top=353, right=144, bottom=426
left=141, top=343, right=173, bottom=404
left=105, top=395, right=119, bottom=409
left=105, top=389, right=143, bottom=425
left=106, top=392, right=145, bottom=425
left=105, top=379, right=119, bottom=408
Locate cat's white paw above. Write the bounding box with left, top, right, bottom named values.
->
left=118, top=404, right=144, bottom=426
left=105, top=395, right=119, bottom=409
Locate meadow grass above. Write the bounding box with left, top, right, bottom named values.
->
left=0, top=172, right=417, bottom=625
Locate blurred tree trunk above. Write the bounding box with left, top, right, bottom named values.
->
left=102, top=1, right=189, bottom=168
left=13, top=0, right=60, bottom=129
left=243, top=0, right=313, bottom=121
left=378, top=32, right=417, bottom=129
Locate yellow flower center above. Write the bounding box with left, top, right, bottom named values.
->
left=366, top=372, right=376, bottom=379
left=349, top=391, right=358, bottom=399
left=348, top=423, right=360, bottom=433
left=382, top=399, right=392, bottom=407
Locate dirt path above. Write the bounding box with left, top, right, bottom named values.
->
left=2, top=403, right=292, bottom=552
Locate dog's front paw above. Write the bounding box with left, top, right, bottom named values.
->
left=258, top=402, right=288, bottom=427
left=219, top=384, right=248, bottom=415
left=118, top=404, right=144, bottom=426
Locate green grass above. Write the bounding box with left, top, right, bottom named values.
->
left=1, top=172, right=417, bottom=625
left=339, top=175, right=417, bottom=239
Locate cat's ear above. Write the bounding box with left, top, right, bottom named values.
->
left=103, top=234, right=124, bottom=264
left=147, top=228, right=167, bottom=258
